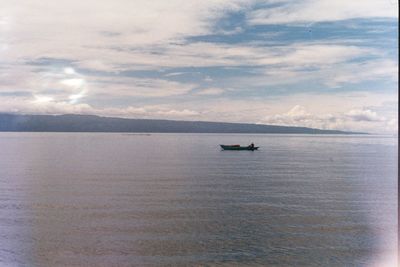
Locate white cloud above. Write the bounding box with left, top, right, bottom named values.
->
left=0, top=64, right=90, bottom=103
left=324, top=60, right=398, bottom=87
left=93, top=77, right=196, bottom=97
left=164, top=72, right=186, bottom=77
left=33, top=95, right=54, bottom=104
left=285, top=105, right=311, bottom=119
left=99, top=106, right=201, bottom=118
left=0, top=91, right=397, bottom=133
left=0, top=96, right=201, bottom=120
left=0, top=0, right=397, bottom=134
left=9, top=42, right=389, bottom=105
left=2, top=5, right=381, bottom=73
left=227, top=58, right=397, bottom=88
left=0, top=0, right=249, bottom=61
left=153, top=42, right=375, bottom=69
left=249, top=0, right=398, bottom=25
left=63, top=67, right=76, bottom=75
left=61, top=78, right=85, bottom=88
left=0, top=0, right=395, bottom=95
left=196, top=87, right=225, bottom=95
left=346, top=108, right=384, bottom=122
left=0, top=97, right=93, bottom=115
left=154, top=108, right=200, bottom=117
left=262, top=104, right=397, bottom=134
left=0, top=63, right=196, bottom=100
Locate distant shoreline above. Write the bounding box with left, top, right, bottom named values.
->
left=0, top=131, right=372, bottom=135
left=0, top=113, right=367, bottom=134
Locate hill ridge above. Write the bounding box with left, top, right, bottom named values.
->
left=0, top=113, right=365, bottom=134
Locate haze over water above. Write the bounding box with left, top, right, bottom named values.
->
left=0, top=133, right=397, bottom=266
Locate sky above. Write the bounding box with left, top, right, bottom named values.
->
left=0, top=0, right=398, bottom=133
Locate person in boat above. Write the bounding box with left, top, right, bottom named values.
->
left=249, top=143, right=255, bottom=149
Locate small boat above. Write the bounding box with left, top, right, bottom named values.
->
left=220, top=145, right=259, bottom=151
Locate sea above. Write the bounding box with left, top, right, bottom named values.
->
left=0, top=133, right=397, bottom=267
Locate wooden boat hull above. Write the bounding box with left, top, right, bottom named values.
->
left=220, top=145, right=259, bottom=151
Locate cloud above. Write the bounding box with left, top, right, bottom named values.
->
left=142, top=42, right=375, bottom=69
left=88, top=105, right=201, bottom=118
left=262, top=104, right=397, bottom=134
left=285, top=105, right=311, bottom=118
left=263, top=105, right=317, bottom=127
left=0, top=63, right=196, bottom=99
left=0, top=0, right=397, bottom=134
left=266, top=59, right=397, bottom=88
left=6, top=40, right=392, bottom=105
left=154, top=108, right=200, bottom=117
left=0, top=96, right=201, bottom=120
left=196, top=87, right=225, bottom=95
left=0, top=97, right=93, bottom=115
left=0, top=0, right=249, bottom=61
left=323, top=60, right=398, bottom=87
left=249, top=0, right=398, bottom=25
left=345, top=109, right=384, bottom=122
left=164, top=72, right=186, bottom=77
left=0, top=91, right=397, bottom=133
left=0, top=64, right=90, bottom=103
left=93, top=77, right=196, bottom=97
left=1, top=1, right=395, bottom=91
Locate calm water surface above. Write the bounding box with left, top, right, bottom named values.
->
left=0, top=133, right=397, bottom=267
